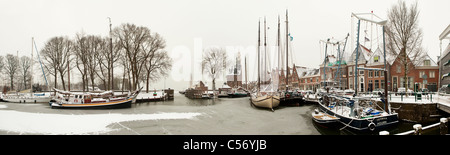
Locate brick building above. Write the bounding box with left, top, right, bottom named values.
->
left=390, top=49, right=439, bottom=92
left=317, top=44, right=439, bottom=93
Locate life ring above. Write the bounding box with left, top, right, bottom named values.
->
left=74, top=99, right=78, bottom=102
left=286, top=94, right=290, bottom=98
left=368, top=122, right=376, bottom=131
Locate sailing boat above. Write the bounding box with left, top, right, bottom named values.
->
left=250, top=18, right=280, bottom=111
left=316, top=13, right=398, bottom=132
left=279, top=10, right=303, bottom=105
left=50, top=87, right=141, bottom=109
left=2, top=38, right=52, bottom=103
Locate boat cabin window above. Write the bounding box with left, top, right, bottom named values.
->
left=75, top=95, right=78, bottom=98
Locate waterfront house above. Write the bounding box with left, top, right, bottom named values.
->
left=438, top=24, right=450, bottom=92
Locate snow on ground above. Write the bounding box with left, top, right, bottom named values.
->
left=0, top=110, right=201, bottom=135
left=0, top=105, right=7, bottom=109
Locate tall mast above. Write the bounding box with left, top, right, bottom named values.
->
left=68, top=59, right=70, bottom=91
left=245, top=56, right=248, bottom=90
left=257, top=19, right=261, bottom=92
left=285, top=10, right=289, bottom=91
left=323, top=39, right=330, bottom=89
left=264, top=17, right=267, bottom=83
left=277, top=15, right=281, bottom=89
left=108, top=17, right=113, bottom=91
left=354, top=19, right=361, bottom=95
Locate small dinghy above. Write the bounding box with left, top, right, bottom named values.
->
left=312, top=109, right=339, bottom=124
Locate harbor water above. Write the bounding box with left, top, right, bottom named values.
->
left=0, top=93, right=441, bottom=135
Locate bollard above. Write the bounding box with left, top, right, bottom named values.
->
left=413, top=124, right=422, bottom=135
left=440, top=118, right=448, bottom=135
left=379, top=131, right=389, bottom=135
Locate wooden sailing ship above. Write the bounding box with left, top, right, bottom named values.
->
left=49, top=87, right=141, bottom=109
left=250, top=17, right=280, bottom=111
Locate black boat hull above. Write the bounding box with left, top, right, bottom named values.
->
left=228, top=93, right=249, bottom=98
left=318, top=100, right=398, bottom=132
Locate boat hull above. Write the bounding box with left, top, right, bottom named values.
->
left=228, top=93, right=248, bottom=98
left=318, top=101, right=398, bottom=132
left=250, top=95, right=280, bottom=110
left=2, top=98, right=52, bottom=103
left=50, top=98, right=133, bottom=109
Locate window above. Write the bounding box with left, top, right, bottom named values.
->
left=369, top=71, right=373, bottom=78
left=349, top=78, right=353, bottom=89
left=375, top=80, right=379, bottom=89
left=374, top=56, right=379, bottom=62
left=408, top=77, right=414, bottom=89
left=381, top=71, right=384, bottom=77
left=424, top=60, right=430, bottom=66
left=359, top=70, right=364, bottom=75
left=375, top=71, right=380, bottom=77
left=430, top=71, right=435, bottom=78
left=400, top=77, right=405, bottom=88
left=381, top=80, right=385, bottom=89
left=396, top=65, right=401, bottom=73
left=419, top=71, right=425, bottom=78
left=349, top=66, right=353, bottom=76
left=393, top=77, right=398, bottom=89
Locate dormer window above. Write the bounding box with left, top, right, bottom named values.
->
left=423, top=60, right=430, bottom=66
left=374, top=55, right=379, bottom=62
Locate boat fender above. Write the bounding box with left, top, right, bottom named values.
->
left=368, top=122, right=376, bottom=131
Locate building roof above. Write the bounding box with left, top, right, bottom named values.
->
left=347, top=44, right=372, bottom=65
left=295, top=66, right=320, bottom=78
left=416, top=53, right=438, bottom=67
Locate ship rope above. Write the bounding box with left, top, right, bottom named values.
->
left=339, top=118, right=354, bottom=131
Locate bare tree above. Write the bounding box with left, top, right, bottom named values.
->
left=85, top=35, right=102, bottom=91
left=41, top=36, right=72, bottom=91
left=202, top=47, right=228, bottom=91
left=0, top=56, right=4, bottom=88
left=113, top=23, right=152, bottom=90
left=4, top=54, right=19, bottom=90
left=74, top=32, right=89, bottom=91
left=19, top=56, right=32, bottom=90
left=386, top=0, right=426, bottom=88
left=96, top=37, right=121, bottom=90
left=142, top=33, right=172, bottom=93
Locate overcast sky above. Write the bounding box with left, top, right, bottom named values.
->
left=0, top=0, right=449, bottom=90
